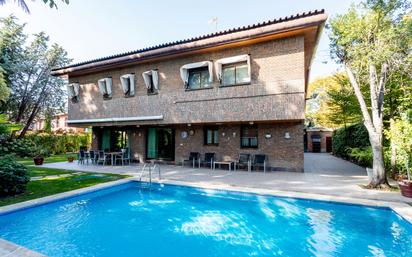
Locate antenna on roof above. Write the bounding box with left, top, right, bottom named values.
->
left=208, top=17, right=218, bottom=31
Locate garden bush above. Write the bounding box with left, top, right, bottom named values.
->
left=332, top=123, right=370, bottom=158
left=348, top=147, right=373, bottom=167
left=0, top=135, right=35, bottom=157
left=0, top=155, right=30, bottom=196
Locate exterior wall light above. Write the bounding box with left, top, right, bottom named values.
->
left=189, top=130, right=195, bottom=136
left=222, top=132, right=226, bottom=137
left=284, top=132, right=291, bottom=139
left=265, top=133, right=272, bottom=139
left=232, top=132, right=236, bottom=138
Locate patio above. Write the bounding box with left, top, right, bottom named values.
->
left=41, top=153, right=411, bottom=204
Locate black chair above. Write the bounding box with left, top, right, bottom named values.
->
left=182, top=152, right=200, bottom=168
left=115, top=148, right=131, bottom=166
left=200, top=152, right=215, bottom=170
left=78, top=150, right=85, bottom=165
left=235, top=153, right=251, bottom=172
left=252, top=154, right=267, bottom=173
left=96, top=150, right=108, bottom=165
left=89, top=150, right=97, bottom=165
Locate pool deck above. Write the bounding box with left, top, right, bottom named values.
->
left=1, top=153, right=412, bottom=257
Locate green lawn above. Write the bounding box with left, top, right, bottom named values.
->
left=0, top=155, right=129, bottom=207
left=16, top=153, right=72, bottom=165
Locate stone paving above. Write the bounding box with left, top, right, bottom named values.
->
left=41, top=153, right=411, bottom=204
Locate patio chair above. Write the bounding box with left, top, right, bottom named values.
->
left=200, top=152, right=215, bottom=170
left=252, top=154, right=267, bottom=173
left=96, top=150, right=108, bottom=165
left=78, top=150, right=85, bottom=165
left=182, top=152, right=200, bottom=168
left=89, top=150, right=97, bottom=165
left=235, top=153, right=251, bottom=172
left=115, top=148, right=131, bottom=166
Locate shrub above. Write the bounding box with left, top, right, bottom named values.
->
left=0, top=155, right=30, bottom=196
left=348, top=147, right=373, bottom=167
left=0, top=136, right=35, bottom=157
left=332, top=123, right=370, bottom=158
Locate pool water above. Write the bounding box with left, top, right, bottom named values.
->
left=0, top=182, right=411, bottom=257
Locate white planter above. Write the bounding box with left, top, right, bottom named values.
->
left=366, top=168, right=373, bottom=183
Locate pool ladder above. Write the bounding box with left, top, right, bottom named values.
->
left=138, top=162, right=161, bottom=187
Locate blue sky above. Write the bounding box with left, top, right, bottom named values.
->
left=0, top=0, right=360, bottom=81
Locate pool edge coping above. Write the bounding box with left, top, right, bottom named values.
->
left=0, top=176, right=411, bottom=257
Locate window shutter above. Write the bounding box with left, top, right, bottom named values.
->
left=152, top=70, right=159, bottom=90
left=98, top=77, right=112, bottom=99
left=120, top=74, right=135, bottom=96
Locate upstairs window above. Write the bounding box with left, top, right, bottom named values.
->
left=188, top=67, right=210, bottom=89
left=215, top=54, right=251, bottom=86
left=180, top=61, right=213, bottom=90
left=204, top=126, right=219, bottom=146
left=222, top=62, right=249, bottom=86
left=98, top=77, right=113, bottom=100
left=66, top=83, right=80, bottom=103
left=241, top=125, right=258, bottom=148
left=142, top=70, right=159, bottom=94
left=120, top=74, right=135, bottom=97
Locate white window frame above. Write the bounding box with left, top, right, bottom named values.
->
left=142, top=70, right=159, bottom=94
left=215, top=54, right=251, bottom=85
left=67, top=83, right=80, bottom=103
left=120, top=74, right=135, bottom=97
left=98, top=77, right=113, bottom=100
left=180, top=61, right=213, bottom=89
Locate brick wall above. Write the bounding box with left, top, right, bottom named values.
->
left=68, top=35, right=305, bottom=125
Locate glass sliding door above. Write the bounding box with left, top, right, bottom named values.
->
left=147, top=128, right=158, bottom=159
left=99, top=128, right=130, bottom=152
left=146, top=128, right=174, bottom=161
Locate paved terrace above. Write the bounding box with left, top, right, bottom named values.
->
left=41, top=153, right=411, bottom=204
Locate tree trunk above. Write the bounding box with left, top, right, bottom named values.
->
left=369, top=135, right=388, bottom=187
left=345, top=64, right=390, bottom=188
left=389, top=118, right=397, bottom=176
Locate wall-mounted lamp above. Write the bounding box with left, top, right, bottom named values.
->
left=187, top=123, right=191, bottom=127
left=284, top=132, right=291, bottom=139
left=265, top=133, right=272, bottom=139
left=232, top=132, right=236, bottom=138
left=189, top=130, right=195, bottom=136
left=138, top=132, right=142, bottom=137
left=249, top=121, right=254, bottom=125
left=222, top=132, right=226, bottom=137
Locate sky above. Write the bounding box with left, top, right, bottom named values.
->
left=0, top=0, right=360, bottom=81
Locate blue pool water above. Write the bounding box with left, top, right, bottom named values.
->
left=0, top=182, right=411, bottom=257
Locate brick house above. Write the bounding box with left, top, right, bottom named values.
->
left=52, top=10, right=327, bottom=172
left=305, top=128, right=333, bottom=153
left=32, top=113, right=85, bottom=133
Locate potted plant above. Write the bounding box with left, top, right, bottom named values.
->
left=33, top=147, right=45, bottom=165
left=67, top=154, right=75, bottom=163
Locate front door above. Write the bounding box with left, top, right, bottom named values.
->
left=146, top=128, right=175, bottom=161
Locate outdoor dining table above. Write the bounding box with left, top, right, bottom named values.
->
left=105, top=151, right=123, bottom=166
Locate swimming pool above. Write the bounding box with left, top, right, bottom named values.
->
left=0, top=182, right=411, bottom=257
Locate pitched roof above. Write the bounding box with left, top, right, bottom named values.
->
left=52, top=9, right=326, bottom=75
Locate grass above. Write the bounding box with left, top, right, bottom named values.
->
left=16, top=153, right=71, bottom=165
left=0, top=154, right=129, bottom=207
left=0, top=172, right=127, bottom=207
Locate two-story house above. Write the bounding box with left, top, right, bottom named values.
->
left=52, top=10, right=327, bottom=172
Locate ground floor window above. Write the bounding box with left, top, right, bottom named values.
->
left=204, top=126, right=219, bottom=146
left=99, top=129, right=129, bottom=151
left=241, top=125, right=258, bottom=148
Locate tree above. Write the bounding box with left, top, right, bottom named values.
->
left=0, top=16, right=70, bottom=138
left=0, top=0, right=69, bottom=13
left=307, top=73, right=362, bottom=129
left=329, top=0, right=412, bottom=188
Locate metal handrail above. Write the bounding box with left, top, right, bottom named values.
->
left=138, top=162, right=161, bottom=186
